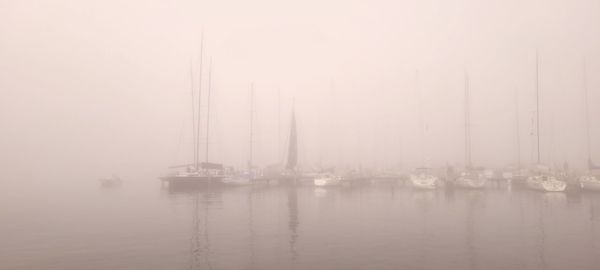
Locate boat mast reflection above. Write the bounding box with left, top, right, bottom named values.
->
left=187, top=189, right=221, bottom=270
left=288, top=186, right=299, bottom=261
left=465, top=191, right=483, bottom=270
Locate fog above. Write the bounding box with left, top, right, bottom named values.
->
left=2, top=0, right=600, bottom=180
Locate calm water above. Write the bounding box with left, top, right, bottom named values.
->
left=2, top=177, right=600, bottom=270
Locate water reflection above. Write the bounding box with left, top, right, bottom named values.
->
left=287, top=186, right=299, bottom=262
left=154, top=184, right=600, bottom=270
left=183, top=189, right=223, bottom=270
left=465, top=191, right=484, bottom=270
left=247, top=186, right=255, bottom=269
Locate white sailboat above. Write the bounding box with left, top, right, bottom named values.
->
left=314, top=174, right=343, bottom=187
left=526, top=51, right=566, bottom=192
left=455, top=71, right=487, bottom=189
left=578, top=60, right=600, bottom=191
left=410, top=71, right=439, bottom=189
left=410, top=168, right=438, bottom=189
left=527, top=174, right=567, bottom=191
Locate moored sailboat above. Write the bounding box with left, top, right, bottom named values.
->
left=161, top=36, right=226, bottom=187
left=578, top=60, right=600, bottom=191
left=410, top=168, right=438, bottom=189
left=314, top=174, right=343, bottom=187
left=409, top=71, right=439, bottom=189
left=526, top=51, right=566, bottom=192
left=455, top=71, right=487, bottom=189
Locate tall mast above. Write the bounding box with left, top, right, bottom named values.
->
left=583, top=58, right=592, bottom=167
left=535, top=50, right=541, bottom=164
left=190, top=59, right=197, bottom=168
left=205, top=57, right=212, bottom=163
left=464, top=71, right=472, bottom=169
left=278, top=88, right=281, bottom=163
left=286, top=99, right=298, bottom=171
left=249, top=83, right=255, bottom=170
left=515, top=87, right=522, bottom=168
left=195, top=32, right=204, bottom=171
left=416, top=70, right=425, bottom=166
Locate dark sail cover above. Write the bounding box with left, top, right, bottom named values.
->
left=286, top=110, right=298, bottom=170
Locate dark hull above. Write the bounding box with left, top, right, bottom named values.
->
left=160, top=175, right=226, bottom=189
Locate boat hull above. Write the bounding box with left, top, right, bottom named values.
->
left=579, top=175, right=600, bottom=191
left=410, top=174, right=438, bottom=189
left=455, top=175, right=487, bottom=189
left=314, top=177, right=341, bottom=187
left=526, top=175, right=566, bottom=192
left=160, top=175, right=225, bottom=188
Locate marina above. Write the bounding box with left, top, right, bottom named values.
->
left=3, top=0, right=600, bottom=269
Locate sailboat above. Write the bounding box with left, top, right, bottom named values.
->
left=223, top=84, right=264, bottom=185
left=454, top=71, right=487, bottom=189
left=578, top=60, right=600, bottom=191
left=161, top=37, right=226, bottom=188
left=526, top=51, right=567, bottom=192
left=502, top=88, right=528, bottom=184
left=410, top=71, right=439, bottom=189
left=268, top=102, right=302, bottom=184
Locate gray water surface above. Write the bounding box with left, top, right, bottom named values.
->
left=2, top=178, right=600, bottom=270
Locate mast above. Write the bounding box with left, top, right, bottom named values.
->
left=286, top=100, right=298, bottom=171
left=249, top=83, right=254, bottom=170
left=515, top=87, right=521, bottom=168
left=190, top=59, right=197, bottom=168
left=205, top=57, right=212, bottom=163
left=416, top=70, right=425, bottom=166
left=195, top=32, right=204, bottom=171
left=535, top=50, right=541, bottom=164
left=464, top=71, right=472, bottom=169
left=278, top=88, right=281, bottom=163
left=583, top=58, right=592, bottom=167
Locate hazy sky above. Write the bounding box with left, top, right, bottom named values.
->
left=1, top=0, right=600, bottom=179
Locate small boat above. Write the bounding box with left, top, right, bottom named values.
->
left=579, top=174, right=600, bottom=191
left=526, top=174, right=566, bottom=192
left=409, top=168, right=438, bottom=189
left=314, top=174, right=342, bottom=187
left=455, top=170, right=487, bottom=189
left=100, top=174, right=122, bottom=188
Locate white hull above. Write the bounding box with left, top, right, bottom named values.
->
left=526, top=175, right=566, bottom=192
left=579, top=175, right=600, bottom=191
left=410, top=174, right=438, bottom=189
left=314, top=176, right=341, bottom=187
left=455, top=173, right=487, bottom=189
